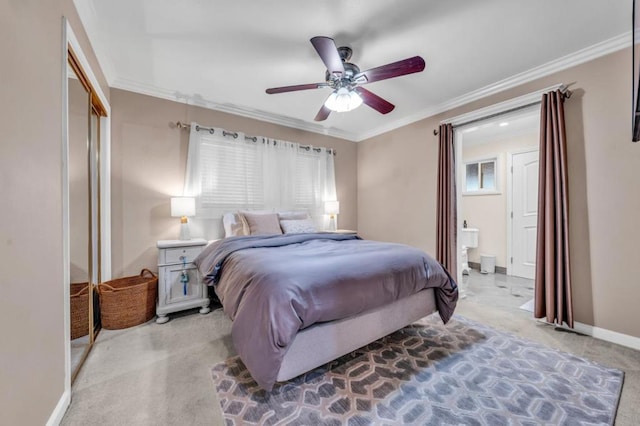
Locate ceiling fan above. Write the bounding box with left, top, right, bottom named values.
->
left=265, top=36, right=426, bottom=122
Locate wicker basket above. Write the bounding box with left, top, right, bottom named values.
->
left=70, top=282, right=89, bottom=340
left=98, top=269, right=158, bottom=330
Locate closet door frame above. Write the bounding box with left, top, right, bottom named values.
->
left=62, top=17, right=111, bottom=396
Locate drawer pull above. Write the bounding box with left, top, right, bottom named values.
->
left=164, top=246, right=202, bottom=264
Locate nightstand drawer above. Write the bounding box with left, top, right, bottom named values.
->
left=163, top=246, right=203, bottom=264
left=160, top=264, right=202, bottom=305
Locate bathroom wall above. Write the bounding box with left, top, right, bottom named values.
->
left=461, top=132, right=539, bottom=268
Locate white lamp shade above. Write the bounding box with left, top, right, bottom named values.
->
left=171, top=197, right=196, bottom=217
left=324, top=200, right=340, bottom=215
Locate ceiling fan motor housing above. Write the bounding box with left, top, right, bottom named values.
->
left=337, top=46, right=352, bottom=61
left=325, top=64, right=360, bottom=85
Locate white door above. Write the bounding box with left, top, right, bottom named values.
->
left=511, top=150, right=539, bottom=279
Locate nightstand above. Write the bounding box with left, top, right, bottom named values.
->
left=156, top=238, right=210, bottom=324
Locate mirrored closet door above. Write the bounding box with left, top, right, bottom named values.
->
left=67, top=46, right=107, bottom=382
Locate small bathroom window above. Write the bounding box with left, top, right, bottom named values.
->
left=463, top=157, right=499, bottom=195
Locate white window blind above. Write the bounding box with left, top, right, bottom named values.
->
left=294, top=152, right=316, bottom=208
left=183, top=124, right=336, bottom=225
left=199, top=139, right=264, bottom=209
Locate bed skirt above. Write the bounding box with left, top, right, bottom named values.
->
left=276, top=289, right=437, bottom=382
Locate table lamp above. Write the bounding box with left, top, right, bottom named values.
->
left=171, top=197, right=195, bottom=240
left=324, top=200, right=340, bottom=231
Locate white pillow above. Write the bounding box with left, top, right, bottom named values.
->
left=222, top=212, right=248, bottom=238
left=279, top=218, right=317, bottom=234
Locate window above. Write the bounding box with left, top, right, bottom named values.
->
left=185, top=129, right=336, bottom=222
left=199, top=139, right=264, bottom=210
left=294, top=151, right=316, bottom=208
left=463, top=157, right=499, bottom=195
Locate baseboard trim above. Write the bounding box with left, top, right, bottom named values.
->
left=46, top=389, right=70, bottom=426
left=468, top=261, right=506, bottom=275
left=537, top=319, right=640, bottom=351
left=573, top=322, right=640, bottom=351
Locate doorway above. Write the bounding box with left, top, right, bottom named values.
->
left=456, top=108, right=539, bottom=306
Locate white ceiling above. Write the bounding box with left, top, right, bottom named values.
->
left=75, top=0, right=630, bottom=141
left=460, top=109, right=539, bottom=147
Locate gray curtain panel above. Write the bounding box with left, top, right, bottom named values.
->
left=436, top=123, right=457, bottom=279
left=534, top=90, right=573, bottom=328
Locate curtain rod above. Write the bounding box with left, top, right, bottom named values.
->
left=174, top=121, right=337, bottom=155
left=432, top=88, right=572, bottom=136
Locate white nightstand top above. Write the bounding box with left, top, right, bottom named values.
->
left=157, top=238, right=208, bottom=248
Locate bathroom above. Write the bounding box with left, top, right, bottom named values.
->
left=457, top=109, right=539, bottom=309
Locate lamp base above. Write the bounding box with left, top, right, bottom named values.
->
left=328, top=215, right=337, bottom=232
left=179, top=222, right=191, bottom=240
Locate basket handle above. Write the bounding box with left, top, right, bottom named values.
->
left=98, top=283, right=117, bottom=293
left=98, top=269, right=157, bottom=293
left=70, top=285, right=89, bottom=297
left=140, top=268, right=157, bottom=278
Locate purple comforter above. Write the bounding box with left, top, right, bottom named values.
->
left=194, top=233, right=458, bottom=390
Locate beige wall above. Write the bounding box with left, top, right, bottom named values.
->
left=110, top=89, right=357, bottom=278
left=0, top=1, right=109, bottom=424
left=358, top=48, right=640, bottom=338
left=461, top=133, right=538, bottom=267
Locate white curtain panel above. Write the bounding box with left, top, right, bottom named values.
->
left=183, top=124, right=336, bottom=229
left=183, top=122, right=202, bottom=198
left=309, top=146, right=336, bottom=230
left=261, top=138, right=298, bottom=209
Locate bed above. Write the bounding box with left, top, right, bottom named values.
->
left=194, top=231, right=458, bottom=391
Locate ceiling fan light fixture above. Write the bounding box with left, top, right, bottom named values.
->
left=324, top=87, right=363, bottom=112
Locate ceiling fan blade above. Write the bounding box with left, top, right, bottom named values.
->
left=310, top=36, right=345, bottom=76
left=354, top=56, right=425, bottom=84
left=266, top=83, right=328, bottom=94
left=314, top=104, right=331, bottom=122
left=354, top=87, right=395, bottom=114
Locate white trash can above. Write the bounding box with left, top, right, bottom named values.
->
left=480, top=254, right=496, bottom=274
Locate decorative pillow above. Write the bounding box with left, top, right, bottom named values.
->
left=222, top=212, right=249, bottom=238
left=278, top=210, right=310, bottom=221
left=237, top=210, right=274, bottom=235
left=279, top=218, right=317, bottom=234
left=242, top=212, right=283, bottom=235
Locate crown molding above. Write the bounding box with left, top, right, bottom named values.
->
left=111, top=77, right=359, bottom=142
left=105, top=31, right=630, bottom=142
left=442, top=84, right=565, bottom=127
left=354, top=31, right=632, bottom=141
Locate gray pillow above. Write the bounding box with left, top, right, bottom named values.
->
left=242, top=212, right=283, bottom=235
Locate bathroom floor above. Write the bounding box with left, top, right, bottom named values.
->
left=461, top=269, right=535, bottom=311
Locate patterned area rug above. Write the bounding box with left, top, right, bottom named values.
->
left=211, top=315, right=623, bottom=425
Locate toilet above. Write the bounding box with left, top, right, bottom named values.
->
left=460, top=228, right=479, bottom=275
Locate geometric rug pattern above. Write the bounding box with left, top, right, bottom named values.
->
left=211, top=315, right=624, bottom=425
